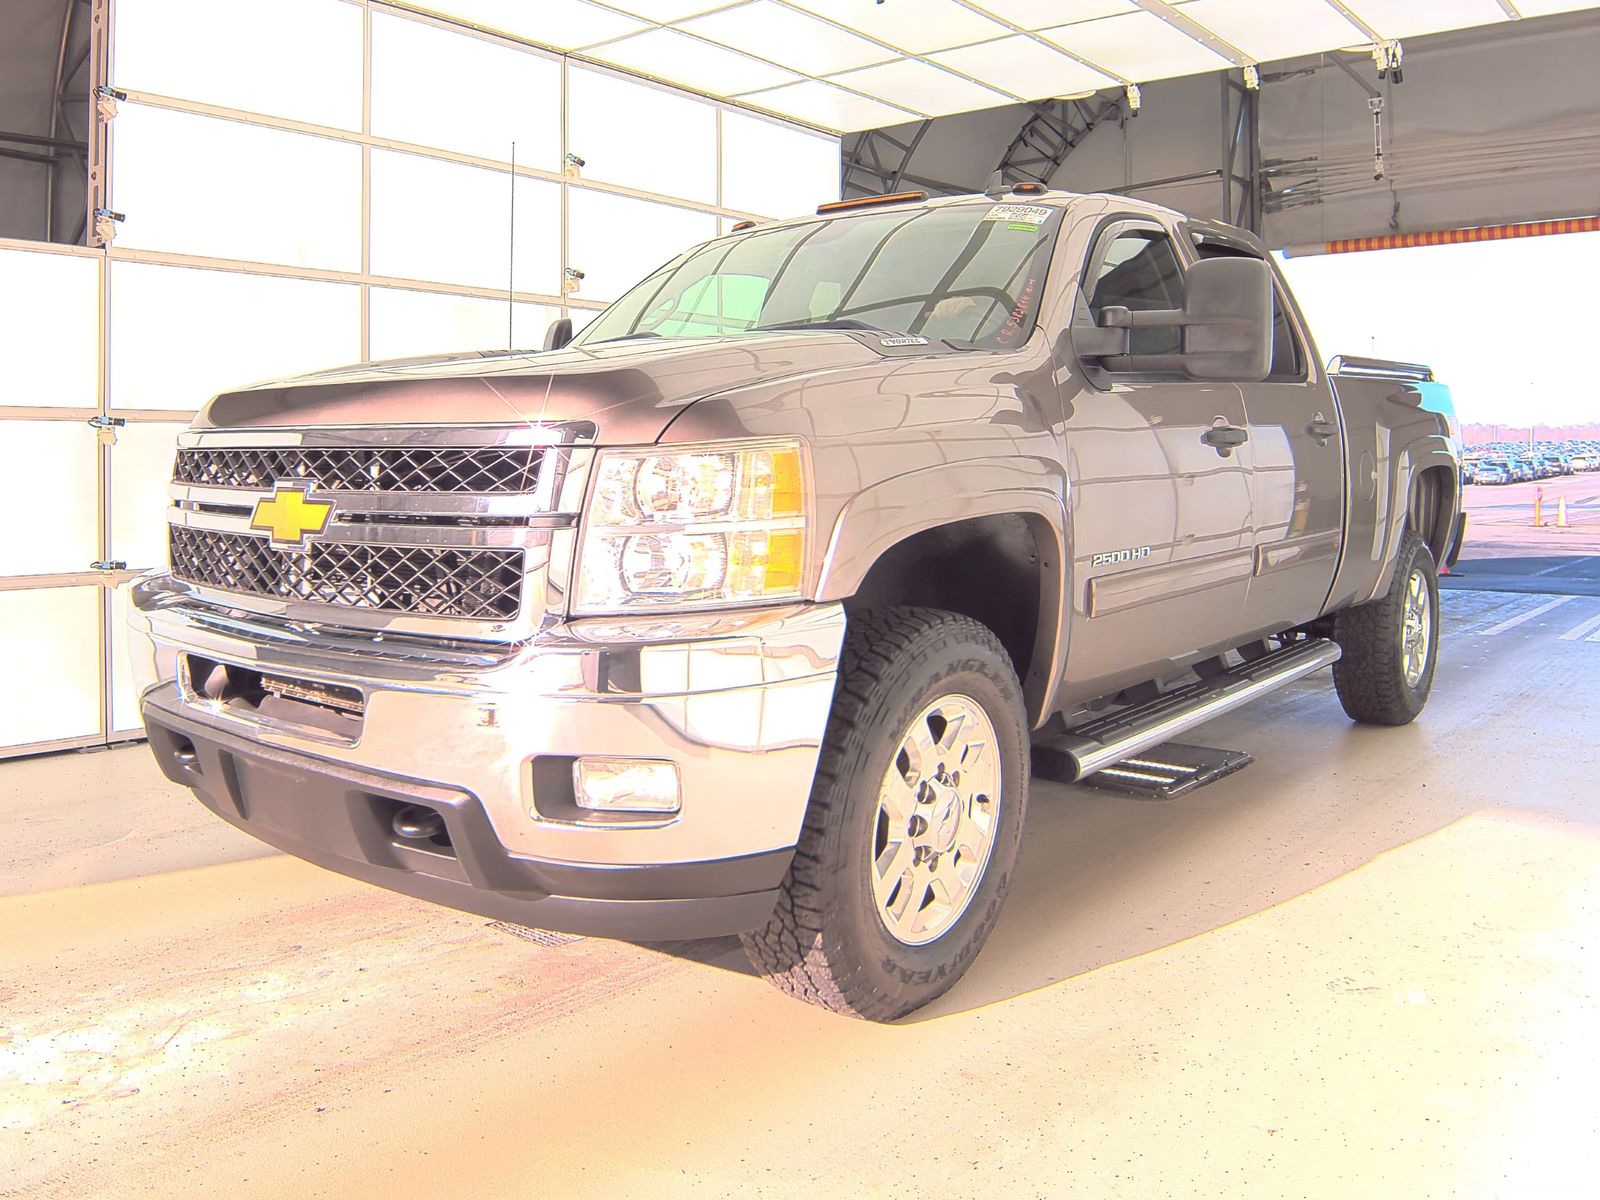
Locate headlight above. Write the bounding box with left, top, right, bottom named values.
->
left=574, top=440, right=808, bottom=614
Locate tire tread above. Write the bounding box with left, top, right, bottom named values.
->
left=1331, top=529, right=1437, bottom=726
left=740, top=607, right=1019, bottom=1020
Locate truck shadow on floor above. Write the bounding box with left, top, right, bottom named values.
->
left=632, top=680, right=1500, bottom=1022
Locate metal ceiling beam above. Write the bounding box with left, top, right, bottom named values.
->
left=0, top=147, right=62, bottom=167
left=994, top=94, right=1123, bottom=188
left=1, top=130, right=86, bottom=153
left=842, top=89, right=1125, bottom=203
left=840, top=121, right=969, bottom=199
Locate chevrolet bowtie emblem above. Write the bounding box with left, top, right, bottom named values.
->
left=250, top=482, right=334, bottom=548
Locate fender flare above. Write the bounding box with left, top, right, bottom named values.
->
left=814, top=456, right=1070, bottom=723
left=1374, top=435, right=1459, bottom=600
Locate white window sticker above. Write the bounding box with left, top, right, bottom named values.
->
left=983, top=204, right=1051, bottom=227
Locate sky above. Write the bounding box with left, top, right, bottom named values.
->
left=1277, top=230, right=1600, bottom=427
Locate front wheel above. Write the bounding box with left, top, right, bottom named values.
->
left=1331, top=529, right=1440, bottom=725
left=740, top=607, right=1028, bottom=1021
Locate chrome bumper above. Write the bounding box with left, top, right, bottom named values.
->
left=129, top=573, right=845, bottom=871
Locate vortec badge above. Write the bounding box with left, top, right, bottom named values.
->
left=250, top=481, right=334, bottom=549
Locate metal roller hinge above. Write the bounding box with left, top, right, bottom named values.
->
left=88, top=414, right=126, bottom=445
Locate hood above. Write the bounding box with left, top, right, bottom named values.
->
left=193, top=332, right=895, bottom=444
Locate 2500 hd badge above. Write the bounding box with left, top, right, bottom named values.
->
left=1091, top=546, right=1153, bottom=567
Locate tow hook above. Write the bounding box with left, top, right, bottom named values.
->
left=392, top=805, right=446, bottom=841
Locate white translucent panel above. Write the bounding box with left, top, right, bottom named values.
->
left=110, top=422, right=186, bottom=571
left=721, top=112, right=838, bottom=218
left=968, top=0, right=1132, bottom=27
left=1044, top=11, right=1231, bottom=80
left=109, top=583, right=142, bottom=734
left=1179, top=0, right=1367, bottom=62
left=568, top=308, right=600, bottom=335
left=604, top=0, right=730, bottom=17
left=0, top=587, right=103, bottom=749
left=371, top=11, right=561, bottom=167
left=566, top=69, right=718, bottom=205
left=828, top=59, right=1015, bottom=116
left=787, top=0, right=1011, bottom=53
left=413, top=0, right=645, bottom=49
left=113, top=104, right=361, bottom=270
left=369, top=150, right=561, bottom=293
left=112, top=0, right=362, bottom=128
left=1514, top=0, right=1600, bottom=13
left=109, top=262, right=360, bottom=411
left=1340, top=0, right=1509, bottom=38
left=0, top=423, right=99, bottom=576
left=567, top=191, right=717, bottom=304
left=679, top=2, right=895, bottom=75
left=929, top=36, right=1114, bottom=101
left=737, top=79, right=917, bottom=132
left=0, top=248, right=98, bottom=409
left=588, top=29, right=800, bottom=96
left=368, top=288, right=560, bottom=360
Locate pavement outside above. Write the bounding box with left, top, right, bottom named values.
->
left=1447, top=469, right=1600, bottom=594
left=3, top=587, right=1598, bottom=1198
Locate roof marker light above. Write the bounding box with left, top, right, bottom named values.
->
left=816, top=190, right=927, bottom=215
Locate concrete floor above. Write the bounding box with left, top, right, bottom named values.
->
left=4, top=587, right=1599, bottom=1198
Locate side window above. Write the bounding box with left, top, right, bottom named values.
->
left=1085, top=229, right=1185, bottom=357
left=1195, top=241, right=1306, bottom=380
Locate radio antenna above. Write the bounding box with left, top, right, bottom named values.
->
left=507, top=141, right=516, bottom=349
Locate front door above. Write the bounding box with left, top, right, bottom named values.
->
left=1189, top=234, right=1346, bottom=633
left=1060, top=220, right=1256, bottom=699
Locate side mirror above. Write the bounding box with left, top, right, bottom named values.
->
left=543, top=317, right=574, bottom=352
left=1071, top=256, right=1272, bottom=382
left=1180, top=257, right=1272, bottom=381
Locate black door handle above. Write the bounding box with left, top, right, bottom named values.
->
left=1201, top=424, right=1249, bottom=456
left=1308, top=419, right=1338, bottom=442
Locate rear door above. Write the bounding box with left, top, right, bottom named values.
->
left=1188, top=232, right=1345, bottom=629
left=1060, top=218, right=1256, bottom=697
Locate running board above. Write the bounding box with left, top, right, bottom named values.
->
left=1033, top=638, right=1341, bottom=784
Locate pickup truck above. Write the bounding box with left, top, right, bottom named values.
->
left=130, top=187, right=1463, bottom=1021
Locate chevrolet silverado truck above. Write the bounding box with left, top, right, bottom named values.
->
left=130, top=187, right=1462, bottom=1020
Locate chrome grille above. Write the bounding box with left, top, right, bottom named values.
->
left=174, top=446, right=543, bottom=493
left=168, top=527, right=523, bottom=620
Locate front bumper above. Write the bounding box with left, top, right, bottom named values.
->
left=143, top=712, right=791, bottom=938
left=129, top=574, right=846, bottom=938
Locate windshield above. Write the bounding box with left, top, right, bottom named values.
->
left=571, top=201, right=1065, bottom=351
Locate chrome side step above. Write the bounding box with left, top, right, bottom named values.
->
left=1082, top=742, right=1253, bottom=800
left=1033, top=638, right=1341, bottom=784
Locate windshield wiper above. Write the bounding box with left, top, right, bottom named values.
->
left=587, top=331, right=662, bottom=345
left=754, top=318, right=900, bottom=335
left=756, top=318, right=981, bottom=352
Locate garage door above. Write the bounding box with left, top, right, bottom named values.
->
left=0, top=0, right=838, bottom=759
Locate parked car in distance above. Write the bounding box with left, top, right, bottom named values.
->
left=1475, top=463, right=1510, bottom=485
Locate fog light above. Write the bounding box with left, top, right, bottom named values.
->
left=572, top=759, right=681, bottom=814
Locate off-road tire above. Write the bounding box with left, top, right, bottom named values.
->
left=739, top=607, right=1028, bottom=1021
left=1331, top=529, right=1439, bottom=725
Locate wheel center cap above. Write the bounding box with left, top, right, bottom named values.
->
left=925, top=781, right=962, bottom=853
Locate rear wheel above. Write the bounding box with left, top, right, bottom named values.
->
left=740, top=607, right=1028, bottom=1021
left=1331, top=529, right=1439, bottom=725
